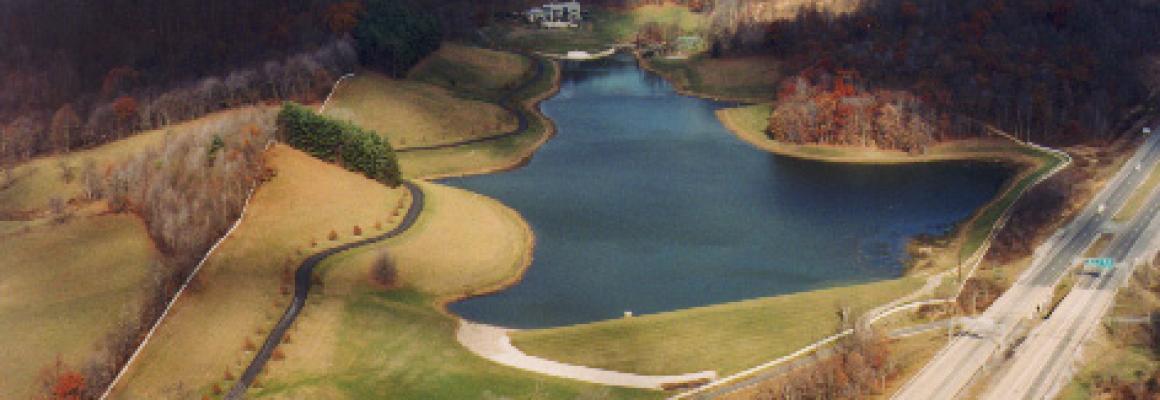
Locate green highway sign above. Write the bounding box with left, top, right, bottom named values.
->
left=1085, top=258, right=1115, bottom=269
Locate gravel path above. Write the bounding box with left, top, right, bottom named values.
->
left=456, top=320, right=717, bottom=390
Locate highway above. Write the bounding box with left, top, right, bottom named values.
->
left=980, top=159, right=1160, bottom=400
left=892, top=130, right=1160, bottom=400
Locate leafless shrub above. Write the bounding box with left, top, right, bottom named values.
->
left=48, top=196, right=70, bottom=224
left=80, top=158, right=102, bottom=200
left=755, top=325, right=894, bottom=399
left=372, top=249, right=398, bottom=288
left=56, top=159, right=75, bottom=183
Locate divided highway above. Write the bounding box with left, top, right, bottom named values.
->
left=982, top=155, right=1160, bottom=399
left=893, top=130, right=1160, bottom=400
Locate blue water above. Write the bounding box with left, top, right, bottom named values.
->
left=445, top=53, right=1010, bottom=328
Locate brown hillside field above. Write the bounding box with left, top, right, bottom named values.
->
left=322, top=72, right=517, bottom=149
left=408, top=42, right=532, bottom=99
left=0, top=106, right=275, bottom=214
left=110, top=144, right=407, bottom=399
left=254, top=181, right=534, bottom=389
left=0, top=214, right=160, bottom=400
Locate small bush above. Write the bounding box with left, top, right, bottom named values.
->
left=328, top=229, right=338, bottom=241
left=211, top=383, right=222, bottom=395
left=243, top=337, right=256, bottom=351
left=224, top=367, right=235, bottom=381
left=57, top=159, right=75, bottom=183
left=281, top=265, right=293, bottom=285
left=372, top=249, right=398, bottom=287
left=272, top=348, right=285, bottom=361
left=353, top=225, right=362, bottom=236
left=374, top=220, right=383, bottom=230
left=48, top=196, right=71, bottom=224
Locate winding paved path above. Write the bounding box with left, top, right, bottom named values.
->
left=394, top=53, right=549, bottom=153
left=224, top=181, right=424, bottom=399
left=456, top=320, right=717, bottom=390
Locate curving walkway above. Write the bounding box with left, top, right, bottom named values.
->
left=456, top=320, right=717, bottom=390
left=224, top=181, right=425, bottom=400
left=394, top=52, right=550, bottom=153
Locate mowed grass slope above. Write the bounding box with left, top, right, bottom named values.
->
left=645, top=55, right=782, bottom=102
left=322, top=72, right=517, bottom=150
left=511, top=277, right=921, bottom=376
left=0, top=108, right=273, bottom=399
left=251, top=182, right=655, bottom=399
left=0, top=214, right=160, bottom=400
left=325, top=43, right=560, bottom=179
left=409, top=42, right=532, bottom=101
left=322, top=43, right=532, bottom=152
left=112, top=144, right=409, bottom=399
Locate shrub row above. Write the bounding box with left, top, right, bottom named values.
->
left=276, top=102, right=401, bottom=186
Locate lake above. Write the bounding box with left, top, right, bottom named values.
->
left=445, top=53, right=1010, bottom=328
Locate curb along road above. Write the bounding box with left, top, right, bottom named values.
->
left=224, top=181, right=425, bottom=399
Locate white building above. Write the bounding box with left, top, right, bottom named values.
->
left=527, top=2, right=581, bottom=28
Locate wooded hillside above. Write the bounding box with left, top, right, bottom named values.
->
left=0, top=0, right=453, bottom=168
left=710, top=0, right=1160, bottom=145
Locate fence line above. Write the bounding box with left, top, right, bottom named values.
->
left=99, top=140, right=272, bottom=400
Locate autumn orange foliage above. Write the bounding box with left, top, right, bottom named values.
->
left=325, top=1, right=363, bottom=34
left=37, top=356, right=85, bottom=400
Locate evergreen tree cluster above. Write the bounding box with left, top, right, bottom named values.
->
left=277, top=102, right=401, bottom=186
left=354, top=0, right=444, bottom=78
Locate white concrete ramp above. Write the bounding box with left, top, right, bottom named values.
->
left=456, top=320, right=717, bottom=390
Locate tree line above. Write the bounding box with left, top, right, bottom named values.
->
left=0, top=0, right=453, bottom=170
left=707, top=0, right=1160, bottom=145
left=767, top=71, right=978, bottom=154
left=33, top=109, right=276, bottom=399
left=752, top=324, right=896, bottom=399
left=277, top=102, right=402, bottom=186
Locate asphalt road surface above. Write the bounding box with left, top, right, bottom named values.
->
left=224, top=181, right=424, bottom=400
left=892, top=131, right=1160, bottom=400
left=981, top=158, right=1160, bottom=400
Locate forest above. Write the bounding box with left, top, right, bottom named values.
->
left=0, top=0, right=471, bottom=168
left=708, top=0, right=1160, bottom=146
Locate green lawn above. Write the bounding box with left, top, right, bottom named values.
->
left=230, top=179, right=657, bottom=399
left=253, top=289, right=659, bottom=400
left=511, top=277, right=921, bottom=376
